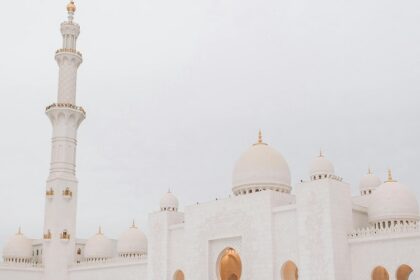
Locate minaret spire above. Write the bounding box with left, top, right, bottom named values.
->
left=43, top=3, right=85, bottom=280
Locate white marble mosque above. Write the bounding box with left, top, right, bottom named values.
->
left=0, top=2, right=419, bottom=280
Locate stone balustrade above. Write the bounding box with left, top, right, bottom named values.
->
left=348, top=222, right=420, bottom=240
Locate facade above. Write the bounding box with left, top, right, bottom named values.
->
left=1, top=2, right=419, bottom=280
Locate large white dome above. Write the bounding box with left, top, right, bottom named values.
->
left=368, top=174, right=419, bottom=224
left=2, top=229, right=32, bottom=260
left=160, top=191, right=179, bottom=212
left=117, top=223, right=147, bottom=256
left=84, top=228, right=113, bottom=260
left=232, top=133, right=291, bottom=195
left=359, top=169, right=382, bottom=195
left=309, top=153, right=335, bottom=179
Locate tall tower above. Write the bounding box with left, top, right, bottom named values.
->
left=42, top=2, right=85, bottom=280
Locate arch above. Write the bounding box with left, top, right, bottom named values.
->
left=281, top=260, right=298, bottom=280
left=372, top=266, right=389, bottom=280
left=173, top=270, right=185, bottom=280
left=217, top=248, right=242, bottom=280
left=396, top=264, right=414, bottom=280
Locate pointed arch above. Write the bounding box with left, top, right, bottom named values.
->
left=396, top=264, right=413, bottom=280
left=372, top=266, right=389, bottom=280
left=281, top=260, right=298, bottom=280
left=173, top=270, right=185, bottom=280
left=217, top=247, right=242, bottom=280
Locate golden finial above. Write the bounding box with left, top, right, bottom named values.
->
left=98, top=226, right=102, bottom=235
left=17, top=226, right=22, bottom=235
left=386, top=169, right=396, bottom=182
left=319, top=149, right=323, bottom=157
left=258, top=129, right=263, bottom=144
left=131, top=220, right=137, bottom=228
left=67, top=1, right=76, bottom=13
left=368, top=167, right=372, bottom=174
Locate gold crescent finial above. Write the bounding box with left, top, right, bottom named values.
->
left=319, top=149, right=323, bottom=157
left=368, top=167, right=372, bottom=174
left=258, top=129, right=263, bottom=144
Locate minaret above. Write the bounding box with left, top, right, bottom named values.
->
left=43, top=2, right=85, bottom=280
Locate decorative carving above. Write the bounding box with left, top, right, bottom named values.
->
left=62, top=187, right=73, bottom=198
left=43, top=230, right=52, bottom=240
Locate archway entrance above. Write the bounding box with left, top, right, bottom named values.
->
left=281, top=260, right=298, bottom=280
left=396, top=265, right=414, bottom=280
left=173, top=270, right=185, bottom=280
left=372, top=266, right=389, bottom=280
left=218, top=248, right=242, bottom=280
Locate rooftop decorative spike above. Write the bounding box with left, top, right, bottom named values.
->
left=67, top=1, right=76, bottom=21
left=386, top=169, right=396, bottom=182
left=258, top=129, right=263, bottom=144
left=98, top=226, right=103, bottom=235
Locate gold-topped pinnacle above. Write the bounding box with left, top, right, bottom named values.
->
left=368, top=167, right=372, bottom=174
left=67, top=1, right=76, bottom=13
left=386, top=169, right=396, bottom=182
left=253, top=129, right=267, bottom=145
left=319, top=149, right=323, bottom=157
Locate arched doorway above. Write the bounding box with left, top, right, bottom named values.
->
left=173, top=270, right=185, bottom=280
left=281, top=260, right=298, bottom=280
left=372, top=266, right=389, bottom=280
left=396, top=265, right=414, bottom=280
left=218, top=248, right=242, bottom=280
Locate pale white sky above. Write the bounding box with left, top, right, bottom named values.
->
left=0, top=0, right=419, bottom=249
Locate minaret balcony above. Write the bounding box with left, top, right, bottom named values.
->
left=45, top=103, right=86, bottom=116
left=62, top=187, right=73, bottom=200
left=55, top=48, right=82, bottom=58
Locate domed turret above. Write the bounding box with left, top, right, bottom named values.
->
left=160, top=190, right=179, bottom=212
left=2, top=228, right=32, bottom=264
left=232, top=130, right=291, bottom=195
left=368, top=170, right=419, bottom=229
left=359, top=168, right=382, bottom=195
left=309, top=151, right=335, bottom=181
left=117, top=221, right=147, bottom=258
left=84, top=227, right=113, bottom=262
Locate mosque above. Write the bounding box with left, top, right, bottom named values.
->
left=0, top=2, right=419, bottom=280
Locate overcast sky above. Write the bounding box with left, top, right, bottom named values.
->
left=0, top=0, right=419, bottom=249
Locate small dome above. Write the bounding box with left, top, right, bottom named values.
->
left=3, top=228, right=32, bottom=260
left=359, top=169, right=382, bottom=195
left=309, top=151, right=335, bottom=180
left=368, top=171, right=419, bottom=224
left=117, top=222, right=147, bottom=256
left=232, top=131, right=291, bottom=195
left=67, top=1, right=76, bottom=13
left=160, top=191, right=179, bottom=212
left=84, top=228, right=113, bottom=260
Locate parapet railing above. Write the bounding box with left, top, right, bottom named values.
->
left=55, top=48, right=82, bottom=57
left=348, top=222, right=420, bottom=240
left=72, top=255, right=147, bottom=267
left=45, top=103, right=86, bottom=116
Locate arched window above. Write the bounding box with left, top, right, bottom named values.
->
left=281, top=260, right=298, bottom=280
left=173, top=270, right=185, bottom=280
left=396, top=264, right=414, bottom=280
left=372, top=266, right=389, bottom=280
left=217, top=248, right=242, bottom=280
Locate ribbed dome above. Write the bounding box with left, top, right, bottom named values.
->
left=3, top=229, right=32, bottom=259
left=368, top=172, right=419, bottom=224
left=117, top=223, right=147, bottom=256
left=84, top=228, right=113, bottom=260
left=309, top=153, right=335, bottom=179
left=232, top=132, right=291, bottom=195
left=160, top=191, right=179, bottom=212
left=359, top=169, right=382, bottom=195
